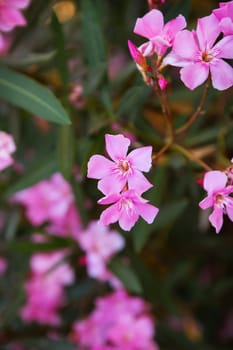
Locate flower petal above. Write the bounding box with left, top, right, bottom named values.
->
left=171, top=30, right=199, bottom=60
left=98, top=193, right=121, bottom=205
left=136, top=202, right=159, bottom=224
left=127, top=146, right=152, bottom=172
left=199, top=195, right=214, bottom=210
left=87, top=155, right=113, bottom=179
left=98, top=173, right=126, bottom=195
left=105, top=134, right=130, bottom=162
left=134, top=9, right=164, bottom=39
left=128, top=170, right=153, bottom=194
left=210, top=59, right=233, bottom=90
left=180, top=62, right=209, bottom=90
left=163, top=15, right=186, bottom=42
left=0, top=7, right=26, bottom=32
left=99, top=203, right=120, bottom=226
left=196, top=14, right=220, bottom=51
left=214, top=35, right=233, bottom=59
left=209, top=206, right=223, bottom=233
left=118, top=209, right=139, bottom=231
left=203, top=171, right=227, bottom=194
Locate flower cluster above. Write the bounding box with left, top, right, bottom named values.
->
left=20, top=249, right=74, bottom=325
left=129, top=2, right=233, bottom=91
left=199, top=160, right=233, bottom=233
left=12, top=172, right=82, bottom=238
left=0, top=131, right=16, bottom=171
left=71, top=289, right=158, bottom=350
left=77, top=221, right=125, bottom=287
left=0, top=0, right=30, bottom=54
left=87, top=134, right=159, bottom=231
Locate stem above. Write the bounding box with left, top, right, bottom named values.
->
left=175, top=79, right=210, bottom=135
left=172, top=143, right=212, bottom=171
left=153, top=79, right=174, bottom=140
left=152, top=141, right=172, bottom=165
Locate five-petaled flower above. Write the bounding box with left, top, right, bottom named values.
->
left=199, top=171, right=233, bottom=233
left=87, top=134, right=159, bottom=231
left=164, top=14, right=233, bottom=90
left=87, top=134, right=153, bottom=195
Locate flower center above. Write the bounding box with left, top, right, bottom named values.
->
left=201, top=50, right=213, bottom=63
left=119, top=198, right=134, bottom=215
left=117, top=159, right=131, bottom=174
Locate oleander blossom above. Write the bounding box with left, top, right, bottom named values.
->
left=77, top=221, right=125, bottom=287
left=71, top=290, right=158, bottom=350
left=199, top=171, right=233, bottom=233
left=133, top=9, right=186, bottom=57
left=164, top=14, right=233, bottom=90
left=20, top=250, right=74, bottom=325
left=213, top=1, right=233, bottom=36
left=0, top=0, right=30, bottom=32
left=12, top=173, right=82, bottom=238
left=98, top=189, right=159, bottom=231
left=87, top=134, right=153, bottom=195
left=0, top=131, right=16, bottom=171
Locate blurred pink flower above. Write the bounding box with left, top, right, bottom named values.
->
left=72, top=289, right=158, bottom=350
left=213, top=1, right=233, bottom=36
left=87, top=134, right=153, bottom=195
left=12, top=173, right=82, bottom=237
left=199, top=170, right=233, bottom=233
left=69, top=83, right=85, bottom=109
left=164, top=14, right=233, bottom=90
left=0, top=131, right=16, bottom=171
left=0, top=0, right=30, bottom=32
left=98, top=189, right=159, bottom=231
left=20, top=251, right=74, bottom=325
left=77, top=221, right=124, bottom=285
left=133, top=9, right=186, bottom=56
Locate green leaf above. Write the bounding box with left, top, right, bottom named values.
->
left=57, top=125, right=75, bottom=180
left=0, top=66, right=70, bottom=124
left=165, top=0, right=192, bottom=21
left=0, top=51, right=56, bottom=68
left=51, top=12, right=69, bottom=87
left=109, top=258, right=142, bottom=294
left=79, top=0, right=112, bottom=113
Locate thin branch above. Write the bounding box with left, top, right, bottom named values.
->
left=175, top=79, right=210, bottom=136
left=172, top=143, right=212, bottom=171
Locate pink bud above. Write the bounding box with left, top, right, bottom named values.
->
left=128, top=40, right=147, bottom=69
left=158, top=75, right=168, bottom=90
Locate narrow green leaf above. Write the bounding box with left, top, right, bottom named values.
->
left=51, top=12, right=69, bottom=87
left=79, top=0, right=112, bottom=113
left=0, top=51, right=56, bottom=68
left=57, top=125, right=74, bottom=180
left=109, top=258, right=142, bottom=294
left=0, top=66, right=70, bottom=124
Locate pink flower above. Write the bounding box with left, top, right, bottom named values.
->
left=0, top=0, right=30, bottom=32
left=71, top=290, right=158, bottom=350
left=87, top=134, right=153, bottom=195
left=164, top=14, right=233, bottom=90
left=77, top=221, right=124, bottom=285
left=0, top=131, right=16, bottom=171
left=199, top=171, right=233, bottom=233
left=133, top=9, right=186, bottom=56
left=12, top=173, right=82, bottom=237
left=98, top=189, right=159, bottom=231
left=20, top=250, right=74, bottom=325
left=213, top=1, right=233, bottom=36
